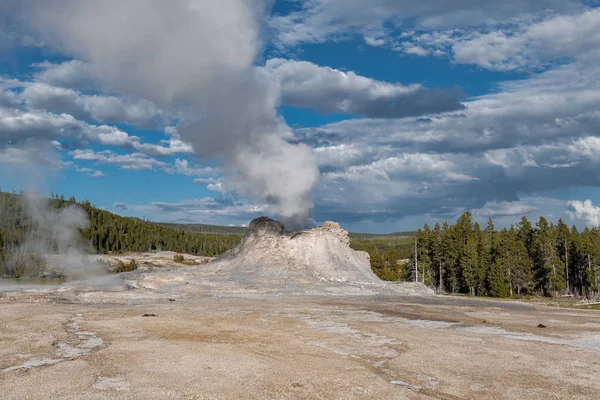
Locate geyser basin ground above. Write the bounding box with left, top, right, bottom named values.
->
left=1, top=219, right=599, bottom=399
left=1, top=295, right=599, bottom=399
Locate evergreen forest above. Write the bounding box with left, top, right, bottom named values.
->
left=1, top=191, right=599, bottom=297
left=0, top=191, right=241, bottom=277
left=400, top=212, right=600, bottom=298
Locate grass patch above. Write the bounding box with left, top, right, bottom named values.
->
left=576, top=304, right=600, bottom=310
left=174, top=254, right=212, bottom=265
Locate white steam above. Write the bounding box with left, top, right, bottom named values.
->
left=25, top=0, right=320, bottom=227
left=7, top=194, right=107, bottom=278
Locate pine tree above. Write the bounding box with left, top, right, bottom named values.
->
left=487, top=258, right=509, bottom=297
left=478, top=218, right=495, bottom=296
left=517, top=216, right=533, bottom=257
left=441, top=222, right=458, bottom=293
left=508, top=226, right=533, bottom=295
left=461, top=235, right=479, bottom=295
left=533, top=217, right=563, bottom=296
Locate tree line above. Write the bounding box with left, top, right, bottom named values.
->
left=406, top=212, right=600, bottom=298
left=3, top=190, right=598, bottom=297
left=0, top=191, right=241, bottom=277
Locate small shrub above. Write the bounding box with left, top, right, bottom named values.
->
left=113, top=258, right=138, bottom=273
left=174, top=254, right=185, bottom=263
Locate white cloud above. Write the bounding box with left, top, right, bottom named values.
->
left=452, top=9, right=600, bottom=70
left=266, top=58, right=464, bottom=118
left=297, top=51, right=600, bottom=223
left=193, top=177, right=217, bottom=185
left=0, top=104, right=192, bottom=157
left=0, top=143, right=57, bottom=167
left=32, top=60, right=97, bottom=90
left=165, top=158, right=215, bottom=177
left=472, top=200, right=539, bottom=217
left=22, top=82, right=163, bottom=128
left=402, top=44, right=429, bottom=56
left=270, top=0, right=581, bottom=47
left=364, top=36, right=385, bottom=47
left=569, top=200, right=600, bottom=227
left=133, top=139, right=194, bottom=157
left=69, top=149, right=166, bottom=171
left=75, top=166, right=104, bottom=177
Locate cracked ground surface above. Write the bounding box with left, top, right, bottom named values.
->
left=1, top=294, right=599, bottom=399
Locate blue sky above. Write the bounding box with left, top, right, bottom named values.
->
left=1, top=0, right=600, bottom=232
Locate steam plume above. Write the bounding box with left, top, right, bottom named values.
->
left=25, top=0, right=320, bottom=227
left=7, top=194, right=106, bottom=278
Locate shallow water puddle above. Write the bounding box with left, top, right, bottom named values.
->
left=92, top=376, right=130, bottom=391
left=1, top=314, right=104, bottom=373
left=457, top=325, right=600, bottom=350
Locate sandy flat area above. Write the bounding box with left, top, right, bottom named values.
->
left=1, top=290, right=599, bottom=399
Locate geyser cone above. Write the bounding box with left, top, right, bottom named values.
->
left=211, top=216, right=379, bottom=285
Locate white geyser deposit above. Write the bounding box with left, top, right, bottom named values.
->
left=118, top=217, right=435, bottom=298
left=212, top=217, right=379, bottom=285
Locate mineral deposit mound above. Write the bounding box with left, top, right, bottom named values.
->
left=199, top=216, right=434, bottom=296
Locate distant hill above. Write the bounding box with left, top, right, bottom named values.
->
left=166, top=222, right=415, bottom=239
left=160, top=223, right=248, bottom=236
left=348, top=231, right=416, bottom=240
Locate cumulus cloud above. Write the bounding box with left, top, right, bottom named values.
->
left=32, top=60, right=97, bottom=90
left=22, top=82, right=164, bottom=128
left=266, top=58, right=464, bottom=118
left=569, top=200, right=600, bottom=227
left=451, top=9, right=600, bottom=70
left=3, top=1, right=598, bottom=231
left=298, top=49, right=600, bottom=224
left=20, top=0, right=319, bottom=228
left=0, top=104, right=192, bottom=157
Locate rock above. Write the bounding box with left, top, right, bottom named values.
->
left=315, top=221, right=350, bottom=246
left=537, top=323, right=547, bottom=328
left=142, top=313, right=157, bottom=317
left=248, top=216, right=284, bottom=236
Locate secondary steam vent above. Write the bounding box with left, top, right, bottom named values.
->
left=208, top=216, right=380, bottom=285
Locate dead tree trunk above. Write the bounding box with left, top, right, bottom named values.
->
left=414, top=236, right=418, bottom=283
